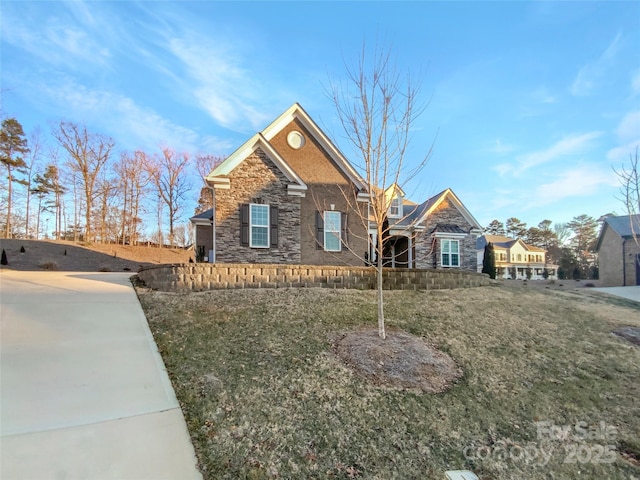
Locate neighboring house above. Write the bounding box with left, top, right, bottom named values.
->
left=191, top=103, right=482, bottom=271
left=595, top=214, right=640, bottom=286
left=476, top=235, right=556, bottom=280
left=192, top=103, right=369, bottom=266
left=377, top=186, right=483, bottom=270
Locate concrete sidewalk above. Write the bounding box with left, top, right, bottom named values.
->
left=0, top=271, right=202, bottom=480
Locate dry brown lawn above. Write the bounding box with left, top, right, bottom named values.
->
left=136, top=282, right=640, bottom=480
left=0, top=239, right=192, bottom=271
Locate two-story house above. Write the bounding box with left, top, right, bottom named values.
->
left=476, top=234, right=556, bottom=279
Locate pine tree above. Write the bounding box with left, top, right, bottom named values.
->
left=0, top=118, right=30, bottom=238
left=481, top=242, right=497, bottom=279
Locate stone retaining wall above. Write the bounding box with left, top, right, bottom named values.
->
left=137, top=263, right=490, bottom=292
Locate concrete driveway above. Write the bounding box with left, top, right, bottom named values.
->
left=0, top=271, right=202, bottom=480
left=592, top=285, right=640, bottom=303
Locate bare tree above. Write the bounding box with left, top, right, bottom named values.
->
left=194, top=153, right=224, bottom=214
left=95, top=171, right=119, bottom=243
left=52, top=121, right=114, bottom=243
left=114, top=151, right=152, bottom=245
left=330, top=43, right=432, bottom=339
left=146, top=148, right=191, bottom=247
left=553, top=222, right=571, bottom=247
left=614, top=147, right=640, bottom=244
left=23, top=128, right=43, bottom=238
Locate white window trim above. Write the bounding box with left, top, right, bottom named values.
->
left=249, top=203, right=269, bottom=248
left=441, top=239, right=460, bottom=268
left=388, top=196, right=402, bottom=218
left=324, top=211, right=342, bottom=252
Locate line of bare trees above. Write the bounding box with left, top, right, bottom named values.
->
left=1, top=118, right=219, bottom=247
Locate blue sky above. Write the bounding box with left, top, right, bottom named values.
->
left=2, top=1, right=639, bottom=231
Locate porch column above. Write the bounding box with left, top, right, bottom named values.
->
left=408, top=234, right=413, bottom=269
left=370, top=233, right=377, bottom=265
left=210, top=186, right=216, bottom=263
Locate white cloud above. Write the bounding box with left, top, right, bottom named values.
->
left=528, top=166, right=618, bottom=208
left=515, top=132, right=602, bottom=174
left=165, top=34, right=278, bottom=133
left=40, top=77, right=219, bottom=152
left=1, top=11, right=111, bottom=69
left=607, top=110, right=640, bottom=161
left=570, top=32, right=622, bottom=96
left=616, top=110, right=640, bottom=140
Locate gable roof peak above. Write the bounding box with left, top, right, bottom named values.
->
left=208, top=103, right=366, bottom=193
left=261, top=103, right=366, bottom=190
left=415, top=188, right=482, bottom=230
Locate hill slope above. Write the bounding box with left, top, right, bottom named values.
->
left=0, top=239, right=193, bottom=272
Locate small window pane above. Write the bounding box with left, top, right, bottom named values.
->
left=251, top=227, right=268, bottom=247
left=451, top=254, right=459, bottom=266
left=325, top=234, right=341, bottom=251
left=251, top=205, right=268, bottom=226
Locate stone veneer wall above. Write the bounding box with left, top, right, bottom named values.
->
left=414, top=198, right=479, bottom=270
left=214, top=149, right=302, bottom=263
left=137, top=263, right=491, bottom=293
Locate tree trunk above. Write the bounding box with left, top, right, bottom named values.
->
left=25, top=182, right=31, bottom=238
left=377, top=238, right=386, bottom=340
left=35, top=196, right=42, bottom=240
left=6, top=165, right=12, bottom=238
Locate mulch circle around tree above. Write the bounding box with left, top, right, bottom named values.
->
left=332, top=329, right=462, bottom=394
left=613, top=326, right=640, bottom=346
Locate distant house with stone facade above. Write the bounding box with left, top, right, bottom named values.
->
left=191, top=103, right=482, bottom=271
left=476, top=235, right=556, bottom=280
left=595, top=214, right=640, bottom=286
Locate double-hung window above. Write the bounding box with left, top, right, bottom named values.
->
left=441, top=239, right=460, bottom=267
left=389, top=197, right=401, bottom=218
left=250, top=204, right=269, bottom=248
left=324, top=211, right=342, bottom=252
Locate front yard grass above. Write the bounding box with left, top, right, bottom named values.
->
left=137, top=283, right=640, bottom=479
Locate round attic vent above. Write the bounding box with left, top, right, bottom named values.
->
left=287, top=130, right=305, bottom=149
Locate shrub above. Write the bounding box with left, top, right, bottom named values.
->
left=39, top=261, right=59, bottom=271
left=481, top=242, right=497, bottom=279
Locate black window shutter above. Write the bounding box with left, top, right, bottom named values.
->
left=315, top=211, right=324, bottom=250
left=341, top=212, right=348, bottom=247
left=270, top=205, right=279, bottom=248
left=240, top=203, right=249, bottom=246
